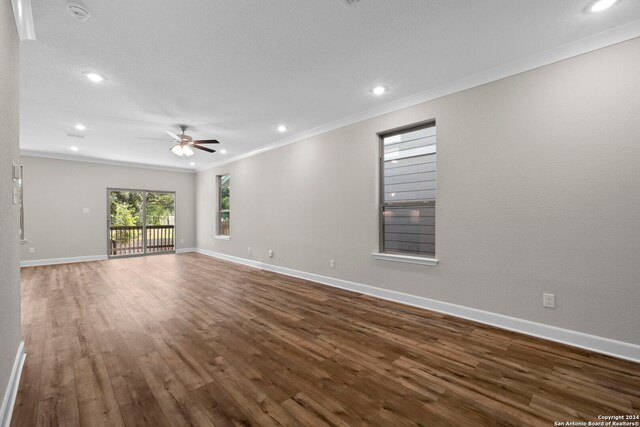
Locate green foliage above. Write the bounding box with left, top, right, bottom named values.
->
left=146, top=193, right=175, bottom=225
left=220, top=175, right=230, bottom=210
left=111, top=202, right=140, bottom=243
left=110, top=191, right=142, bottom=221
left=220, top=186, right=230, bottom=210
left=112, top=203, right=139, bottom=226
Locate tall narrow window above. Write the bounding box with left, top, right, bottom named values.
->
left=380, top=123, right=436, bottom=257
left=18, top=166, right=24, bottom=240
left=217, top=174, right=230, bottom=236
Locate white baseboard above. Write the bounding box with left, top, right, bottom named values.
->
left=20, top=254, right=108, bottom=267
left=21, top=249, right=196, bottom=266
left=176, top=247, right=197, bottom=254
left=197, top=249, right=262, bottom=269
left=0, top=342, right=25, bottom=427
left=195, top=248, right=640, bottom=363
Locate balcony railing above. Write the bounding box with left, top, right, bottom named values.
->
left=109, top=225, right=175, bottom=256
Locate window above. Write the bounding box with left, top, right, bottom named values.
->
left=380, top=123, right=436, bottom=257
left=217, top=174, right=230, bottom=236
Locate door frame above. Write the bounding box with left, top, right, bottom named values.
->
left=106, top=188, right=177, bottom=259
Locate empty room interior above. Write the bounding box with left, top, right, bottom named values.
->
left=2, top=0, right=640, bottom=426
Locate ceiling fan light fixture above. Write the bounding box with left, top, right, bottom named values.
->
left=182, top=145, right=194, bottom=157
left=171, top=145, right=184, bottom=156
left=163, top=125, right=219, bottom=156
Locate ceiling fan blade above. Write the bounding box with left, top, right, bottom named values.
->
left=165, top=130, right=182, bottom=142
left=192, top=139, right=220, bottom=144
left=139, top=137, right=169, bottom=141
left=193, top=145, right=216, bottom=153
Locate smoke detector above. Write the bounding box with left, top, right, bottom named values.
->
left=67, top=3, right=91, bottom=21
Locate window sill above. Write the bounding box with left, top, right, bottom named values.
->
left=214, top=235, right=231, bottom=241
left=372, top=252, right=439, bottom=266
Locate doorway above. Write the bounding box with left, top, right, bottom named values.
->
left=108, top=189, right=176, bottom=257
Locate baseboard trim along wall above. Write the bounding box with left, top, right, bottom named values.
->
left=20, top=249, right=197, bottom=267
left=20, top=254, right=108, bottom=267
left=176, top=247, right=197, bottom=254
left=195, top=248, right=640, bottom=363
left=0, top=342, right=25, bottom=427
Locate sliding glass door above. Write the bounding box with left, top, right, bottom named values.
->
left=109, top=190, right=144, bottom=256
left=108, top=189, right=176, bottom=257
left=145, top=192, right=176, bottom=254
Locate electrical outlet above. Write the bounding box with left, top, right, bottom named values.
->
left=268, top=250, right=274, bottom=258
left=543, top=293, right=555, bottom=308
left=212, top=241, right=215, bottom=247
left=248, top=247, right=251, bottom=254
left=29, top=247, right=35, bottom=254
left=329, top=259, right=335, bottom=268
left=180, top=238, right=184, bottom=244
left=82, top=208, right=90, bottom=214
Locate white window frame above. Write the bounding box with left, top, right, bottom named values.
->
left=373, top=121, right=438, bottom=266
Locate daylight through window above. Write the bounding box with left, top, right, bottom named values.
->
left=380, top=123, right=436, bottom=257
left=217, top=174, right=230, bottom=236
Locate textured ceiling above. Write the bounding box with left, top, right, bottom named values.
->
left=20, top=0, right=640, bottom=171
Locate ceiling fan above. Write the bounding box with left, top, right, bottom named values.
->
left=165, top=125, right=220, bottom=157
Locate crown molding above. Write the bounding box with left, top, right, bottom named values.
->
left=20, top=150, right=195, bottom=174
left=197, top=20, right=640, bottom=173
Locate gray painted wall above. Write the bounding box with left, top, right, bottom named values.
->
left=196, top=37, right=640, bottom=345
left=0, top=0, right=21, bottom=410
left=20, top=156, right=196, bottom=261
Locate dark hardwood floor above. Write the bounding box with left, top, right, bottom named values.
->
left=11, top=253, right=640, bottom=426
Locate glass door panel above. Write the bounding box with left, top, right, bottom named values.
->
left=145, top=192, right=176, bottom=253
left=109, top=190, right=144, bottom=256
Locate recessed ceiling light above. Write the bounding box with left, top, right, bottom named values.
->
left=74, top=123, right=86, bottom=131
left=371, top=85, right=388, bottom=96
left=591, top=0, right=616, bottom=12
left=277, top=125, right=288, bottom=133
left=70, top=146, right=79, bottom=151
left=189, top=162, right=196, bottom=166
left=83, top=72, right=105, bottom=83
left=220, top=149, right=227, bottom=154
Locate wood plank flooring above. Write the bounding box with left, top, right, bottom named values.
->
left=11, top=253, right=640, bottom=426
